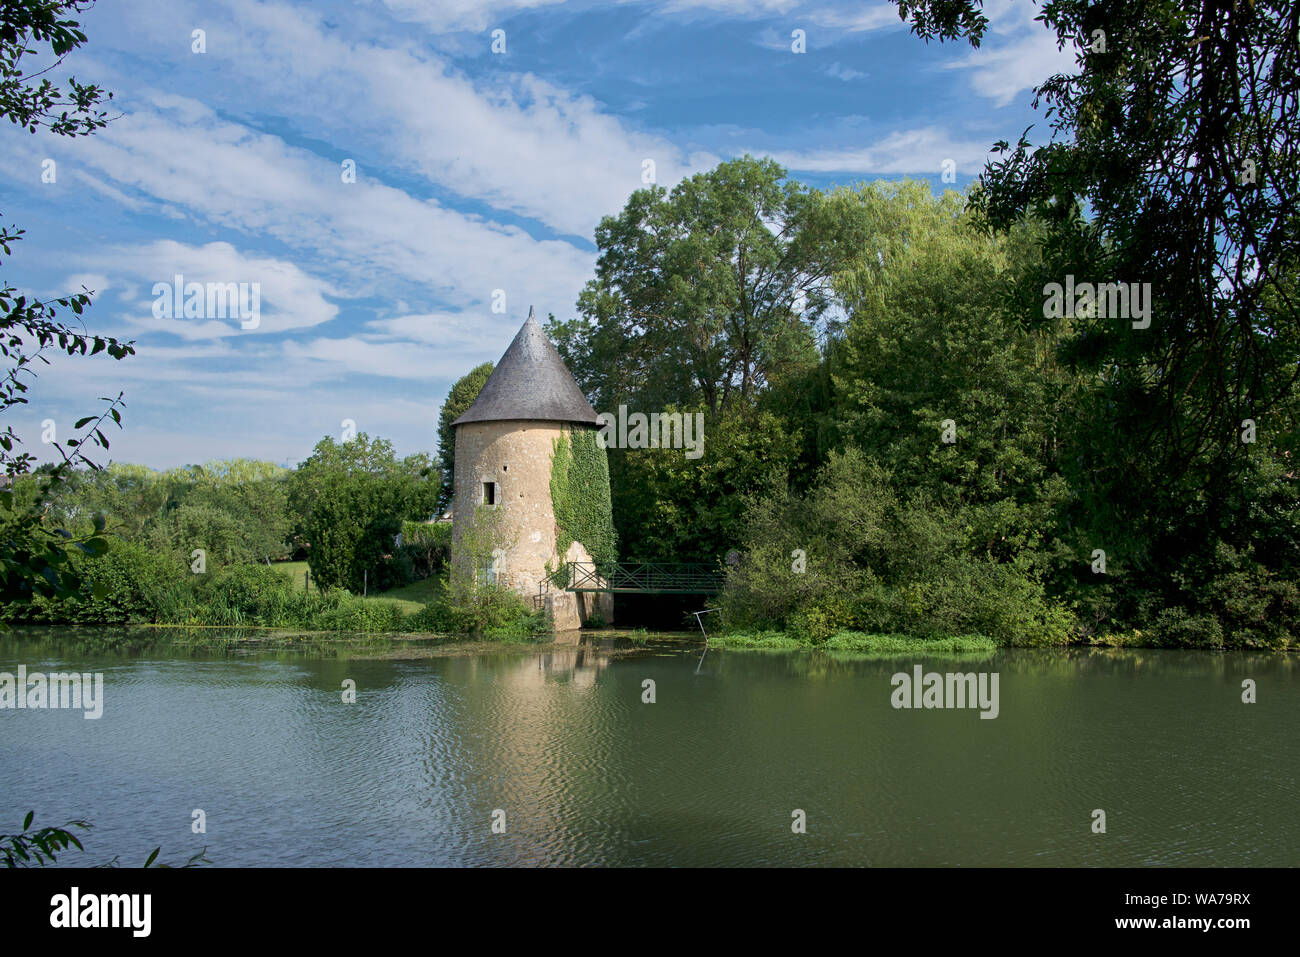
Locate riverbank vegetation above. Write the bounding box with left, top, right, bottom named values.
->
left=542, top=1, right=1299, bottom=651
left=0, top=451, right=547, bottom=640
left=707, top=631, right=998, bottom=655
left=0, top=544, right=547, bottom=640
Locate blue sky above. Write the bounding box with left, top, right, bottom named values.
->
left=1, top=0, right=1075, bottom=469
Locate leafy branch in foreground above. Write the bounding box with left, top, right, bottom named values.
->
left=1, top=811, right=211, bottom=868
left=0, top=810, right=87, bottom=866
left=0, top=0, right=115, bottom=137
left=0, top=0, right=131, bottom=606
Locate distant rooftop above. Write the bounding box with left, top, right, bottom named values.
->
left=452, top=308, right=600, bottom=427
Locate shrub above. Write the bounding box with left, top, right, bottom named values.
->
left=720, top=447, right=1073, bottom=646
left=451, top=582, right=548, bottom=638
left=313, top=596, right=408, bottom=633
left=2, top=538, right=184, bottom=625
left=400, top=590, right=549, bottom=640
left=398, top=521, right=451, bottom=580
left=1150, top=607, right=1225, bottom=649
left=181, top=564, right=322, bottom=627
left=402, top=602, right=458, bottom=633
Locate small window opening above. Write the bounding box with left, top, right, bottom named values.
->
left=483, top=482, right=496, bottom=505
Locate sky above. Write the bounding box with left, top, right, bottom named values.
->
left=0, top=0, right=1076, bottom=470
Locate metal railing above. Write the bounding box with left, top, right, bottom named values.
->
left=538, top=561, right=725, bottom=598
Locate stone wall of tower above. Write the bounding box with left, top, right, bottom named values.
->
left=451, top=419, right=567, bottom=598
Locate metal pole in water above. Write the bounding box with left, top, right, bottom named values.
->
left=694, top=608, right=721, bottom=674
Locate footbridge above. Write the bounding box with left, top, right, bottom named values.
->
left=540, top=561, right=726, bottom=597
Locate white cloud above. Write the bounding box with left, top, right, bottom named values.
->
left=767, top=127, right=995, bottom=175
left=108, top=0, right=714, bottom=239
left=80, top=240, right=341, bottom=339
left=55, top=95, right=596, bottom=315
left=62, top=273, right=112, bottom=297
left=804, top=4, right=902, bottom=32
left=646, top=0, right=900, bottom=32
left=380, top=0, right=571, bottom=32
left=366, top=310, right=511, bottom=347
left=282, top=336, right=470, bottom=380
left=943, top=0, right=1078, bottom=107
left=825, top=62, right=867, bottom=81
left=379, top=0, right=894, bottom=33
left=4, top=0, right=1048, bottom=470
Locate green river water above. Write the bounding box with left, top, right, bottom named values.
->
left=0, top=628, right=1294, bottom=866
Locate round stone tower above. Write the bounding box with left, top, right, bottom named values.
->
left=450, top=308, right=613, bottom=628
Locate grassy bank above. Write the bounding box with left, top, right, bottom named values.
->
left=0, top=624, right=580, bottom=662
left=2, top=549, right=549, bottom=642
left=273, top=560, right=444, bottom=611
left=708, top=630, right=999, bottom=655
left=708, top=626, right=1299, bottom=654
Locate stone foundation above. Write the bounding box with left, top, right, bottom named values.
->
left=545, top=588, right=614, bottom=631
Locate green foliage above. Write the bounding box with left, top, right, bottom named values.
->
left=1, top=810, right=209, bottom=869
left=550, top=427, right=617, bottom=566
left=148, top=502, right=247, bottom=566
left=720, top=447, right=1073, bottom=646
left=37, top=459, right=291, bottom=565
left=40, top=463, right=168, bottom=540
left=1148, top=609, right=1225, bottom=650
left=1152, top=541, right=1299, bottom=651
left=6, top=538, right=543, bottom=638
left=885, top=0, right=1300, bottom=644
left=182, top=564, right=312, bottom=627
left=553, top=155, right=859, bottom=417
left=311, top=595, right=409, bottom=633
left=9, top=443, right=466, bottom=626
left=404, top=578, right=549, bottom=640
left=611, top=406, right=800, bottom=562
left=1, top=1, right=131, bottom=606
left=435, top=361, right=493, bottom=511
left=2, top=537, right=179, bottom=625
left=827, top=181, right=1069, bottom=568
left=710, top=630, right=997, bottom=655
left=400, top=520, right=451, bottom=548
left=0, top=1, right=115, bottom=138
left=444, top=504, right=547, bottom=637
left=290, top=433, right=439, bottom=592
left=169, top=460, right=291, bottom=562
left=307, top=493, right=400, bottom=592
left=0, top=811, right=88, bottom=867
left=394, top=520, right=451, bottom=583
left=401, top=601, right=457, bottom=633
left=0, top=482, right=112, bottom=605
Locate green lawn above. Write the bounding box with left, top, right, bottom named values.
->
left=378, top=573, right=447, bottom=605
left=268, top=560, right=445, bottom=615
left=273, top=560, right=311, bottom=591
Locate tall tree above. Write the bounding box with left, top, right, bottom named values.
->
left=828, top=180, right=1071, bottom=567
left=289, top=434, right=437, bottom=591
left=555, top=156, right=864, bottom=417
left=434, top=361, right=492, bottom=512
left=891, top=0, right=1300, bottom=524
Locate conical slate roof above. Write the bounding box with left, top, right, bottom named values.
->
left=452, top=308, right=600, bottom=427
